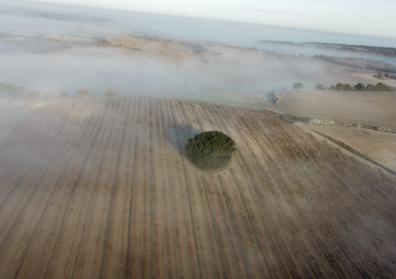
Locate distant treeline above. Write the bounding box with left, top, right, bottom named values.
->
left=315, top=55, right=396, bottom=74
left=310, top=43, right=396, bottom=57
left=261, top=41, right=396, bottom=57
left=318, top=82, right=396, bottom=92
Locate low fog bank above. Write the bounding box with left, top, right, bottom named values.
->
left=0, top=34, right=362, bottom=109
left=1, top=1, right=394, bottom=109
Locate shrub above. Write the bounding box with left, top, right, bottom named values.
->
left=353, top=83, right=366, bottom=91
left=333, top=83, right=352, bottom=91
left=335, top=83, right=345, bottom=90
left=375, top=82, right=392, bottom=91
left=186, top=131, right=236, bottom=170
left=293, top=82, right=304, bottom=90
left=343, top=84, right=353, bottom=91
left=266, top=91, right=279, bottom=104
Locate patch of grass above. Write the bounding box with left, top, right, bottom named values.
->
left=186, top=131, right=236, bottom=171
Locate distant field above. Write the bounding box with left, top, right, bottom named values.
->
left=307, top=125, right=396, bottom=173
left=0, top=97, right=395, bottom=278
left=270, top=90, right=396, bottom=129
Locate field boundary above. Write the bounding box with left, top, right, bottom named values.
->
left=309, top=129, right=396, bottom=177
left=278, top=113, right=396, bottom=135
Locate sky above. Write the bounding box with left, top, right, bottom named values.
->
left=24, top=0, right=396, bottom=39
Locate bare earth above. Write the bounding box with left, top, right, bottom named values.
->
left=0, top=97, right=395, bottom=278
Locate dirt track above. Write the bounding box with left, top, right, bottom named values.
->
left=0, top=97, right=395, bottom=278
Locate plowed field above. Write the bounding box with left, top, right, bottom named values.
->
left=0, top=97, right=395, bottom=278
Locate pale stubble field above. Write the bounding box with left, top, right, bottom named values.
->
left=0, top=96, right=395, bottom=278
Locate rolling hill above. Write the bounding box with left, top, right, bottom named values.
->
left=0, top=96, right=395, bottom=278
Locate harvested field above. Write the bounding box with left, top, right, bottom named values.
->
left=270, top=90, right=396, bottom=129
left=307, top=125, right=396, bottom=173
left=0, top=96, right=396, bottom=278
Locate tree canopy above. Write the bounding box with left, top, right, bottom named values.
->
left=186, top=131, right=236, bottom=171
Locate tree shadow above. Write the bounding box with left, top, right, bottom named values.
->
left=167, top=124, right=201, bottom=157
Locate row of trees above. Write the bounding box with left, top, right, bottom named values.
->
left=319, top=82, right=395, bottom=92
left=292, top=82, right=395, bottom=92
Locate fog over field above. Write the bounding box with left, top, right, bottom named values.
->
left=0, top=37, right=354, bottom=106
left=1, top=2, right=396, bottom=278
left=0, top=1, right=395, bottom=107
left=1, top=1, right=395, bottom=166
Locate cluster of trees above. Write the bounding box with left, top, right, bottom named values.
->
left=317, top=82, right=396, bottom=92
left=316, top=82, right=396, bottom=92
left=330, top=83, right=354, bottom=91
left=186, top=131, right=236, bottom=171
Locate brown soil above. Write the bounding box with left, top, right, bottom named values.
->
left=0, top=97, right=395, bottom=278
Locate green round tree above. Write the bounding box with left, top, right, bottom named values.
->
left=186, top=131, right=236, bottom=171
